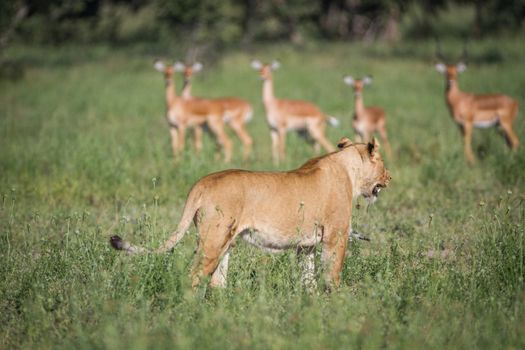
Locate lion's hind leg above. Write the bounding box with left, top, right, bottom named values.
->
left=191, top=217, right=238, bottom=289
left=210, top=250, right=231, bottom=288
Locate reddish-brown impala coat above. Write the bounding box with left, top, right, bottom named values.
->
left=436, top=62, right=519, bottom=163
left=154, top=60, right=233, bottom=162
left=175, top=61, right=254, bottom=160
left=251, top=60, right=336, bottom=164
left=343, top=75, right=392, bottom=158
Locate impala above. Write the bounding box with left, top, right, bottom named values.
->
left=175, top=61, right=254, bottom=159
left=343, top=75, right=392, bottom=158
left=251, top=60, right=337, bottom=164
left=154, top=60, right=233, bottom=162
left=435, top=46, right=519, bottom=163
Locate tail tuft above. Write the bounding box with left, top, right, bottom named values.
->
left=110, top=235, right=125, bottom=250
left=109, top=235, right=147, bottom=254
left=327, top=115, right=340, bottom=127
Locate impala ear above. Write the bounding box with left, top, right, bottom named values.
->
left=271, top=60, right=280, bottom=70
left=456, top=62, right=467, bottom=73
left=251, top=60, right=262, bottom=70
left=192, top=62, right=203, bottom=72
left=362, top=75, right=373, bottom=85
left=173, top=61, right=185, bottom=72
left=435, top=63, right=446, bottom=73
left=343, top=75, right=354, bottom=86
left=337, top=137, right=353, bottom=149
left=367, top=138, right=381, bottom=160
left=153, top=60, right=166, bottom=72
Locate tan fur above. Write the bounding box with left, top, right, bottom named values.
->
left=110, top=137, right=391, bottom=290
left=179, top=63, right=254, bottom=160
left=437, top=63, right=519, bottom=164
left=252, top=61, right=336, bottom=164
left=344, top=76, right=392, bottom=158
left=154, top=61, right=233, bottom=162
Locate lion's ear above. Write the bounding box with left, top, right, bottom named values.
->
left=367, top=138, right=380, bottom=159
left=337, top=137, right=353, bottom=149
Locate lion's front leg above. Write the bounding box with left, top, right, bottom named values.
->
left=297, top=246, right=317, bottom=290
left=321, top=227, right=349, bottom=290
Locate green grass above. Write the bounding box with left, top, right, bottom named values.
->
left=1, top=38, right=525, bottom=349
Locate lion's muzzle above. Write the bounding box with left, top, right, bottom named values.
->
left=370, top=184, right=384, bottom=197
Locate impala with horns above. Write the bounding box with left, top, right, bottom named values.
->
left=251, top=59, right=338, bottom=164
left=343, top=75, right=392, bottom=158
left=174, top=61, right=254, bottom=160
left=154, top=60, right=233, bottom=162
left=435, top=41, right=519, bottom=164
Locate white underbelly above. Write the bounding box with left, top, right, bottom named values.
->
left=474, top=118, right=499, bottom=128
left=239, top=226, right=322, bottom=253
left=286, top=117, right=309, bottom=130
left=240, top=230, right=288, bottom=253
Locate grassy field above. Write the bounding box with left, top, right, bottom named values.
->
left=1, top=38, right=524, bottom=349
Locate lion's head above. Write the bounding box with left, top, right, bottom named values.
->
left=337, top=137, right=391, bottom=203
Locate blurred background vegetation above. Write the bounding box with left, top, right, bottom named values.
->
left=1, top=0, right=524, bottom=51
left=1, top=0, right=523, bottom=79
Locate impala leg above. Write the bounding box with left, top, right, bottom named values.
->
left=278, top=127, right=287, bottom=162
left=208, top=117, right=233, bottom=163
left=313, top=142, right=321, bottom=154
left=177, top=124, right=187, bottom=153
left=270, top=130, right=280, bottom=165
left=462, top=122, right=475, bottom=164
left=321, top=227, right=349, bottom=290
left=193, top=125, right=204, bottom=153
left=169, top=127, right=179, bottom=158
left=353, top=131, right=363, bottom=143
left=230, top=121, right=253, bottom=160
left=308, top=123, right=335, bottom=153
left=500, top=120, right=520, bottom=151
left=378, top=124, right=392, bottom=158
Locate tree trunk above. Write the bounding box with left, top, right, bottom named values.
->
left=382, top=7, right=400, bottom=42
left=0, top=3, right=28, bottom=54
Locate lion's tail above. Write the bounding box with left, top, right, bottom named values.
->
left=110, top=186, right=203, bottom=255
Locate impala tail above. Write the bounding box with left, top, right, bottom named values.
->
left=244, top=107, right=254, bottom=123
left=327, top=115, right=340, bottom=127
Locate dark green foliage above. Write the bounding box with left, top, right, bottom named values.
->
left=2, top=0, right=524, bottom=49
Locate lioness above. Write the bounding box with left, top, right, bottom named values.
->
left=110, top=137, right=390, bottom=289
